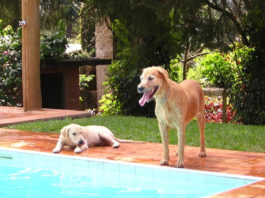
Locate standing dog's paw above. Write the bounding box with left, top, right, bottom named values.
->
left=199, top=152, right=207, bottom=157
left=74, top=147, right=82, bottom=154
left=160, top=159, right=169, bottom=166
left=175, top=161, right=184, bottom=168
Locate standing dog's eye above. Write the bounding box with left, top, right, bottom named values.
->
left=72, top=132, right=76, bottom=136
left=148, top=76, right=154, bottom=81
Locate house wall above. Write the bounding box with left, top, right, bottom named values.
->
left=41, top=67, right=80, bottom=110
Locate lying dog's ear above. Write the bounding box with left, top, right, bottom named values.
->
left=61, top=126, right=70, bottom=139
left=156, top=66, right=169, bottom=79
left=79, top=126, right=86, bottom=135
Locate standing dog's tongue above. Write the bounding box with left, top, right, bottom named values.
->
left=139, top=91, right=152, bottom=106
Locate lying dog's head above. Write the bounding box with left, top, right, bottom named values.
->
left=137, top=66, right=169, bottom=106
left=61, top=124, right=85, bottom=146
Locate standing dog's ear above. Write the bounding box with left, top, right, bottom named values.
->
left=61, top=126, right=70, bottom=139
left=156, top=66, right=169, bottom=79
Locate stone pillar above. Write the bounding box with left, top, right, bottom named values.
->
left=95, top=18, right=113, bottom=107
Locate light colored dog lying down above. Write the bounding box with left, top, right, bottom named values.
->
left=52, top=124, right=139, bottom=154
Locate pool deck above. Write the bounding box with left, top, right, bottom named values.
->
left=0, top=106, right=92, bottom=127
left=0, top=108, right=264, bottom=197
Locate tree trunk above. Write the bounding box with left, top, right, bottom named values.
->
left=182, top=43, right=189, bottom=80
left=222, top=89, right=227, bottom=123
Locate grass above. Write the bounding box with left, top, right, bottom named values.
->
left=6, top=115, right=265, bottom=153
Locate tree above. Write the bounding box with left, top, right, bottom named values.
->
left=90, top=0, right=235, bottom=116
left=201, top=0, right=265, bottom=124
left=0, top=0, right=21, bottom=30
left=91, top=0, right=184, bottom=116
left=91, top=0, right=265, bottom=123
left=40, top=0, right=82, bottom=37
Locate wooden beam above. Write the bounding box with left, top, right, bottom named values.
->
left=22, top=0, right=42, bottom=111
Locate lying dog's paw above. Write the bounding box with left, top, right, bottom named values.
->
left=52, top=147, right=61, bottom=153
left=112, top=142, right=120, bottom=148
left=160, top=159, right=169, bottom=166
left=74, top=147, right=82, bottom=154
left=175, top=161, right=184, bottom=168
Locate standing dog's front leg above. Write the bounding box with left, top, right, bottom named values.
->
left=159, top=122, right=170, bottom=165
left=176, top=124, right=185, bottom=168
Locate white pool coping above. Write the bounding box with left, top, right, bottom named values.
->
left=1, top=146, right=263, bottom=182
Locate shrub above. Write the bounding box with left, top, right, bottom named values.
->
left=167, top=54, right=214, bottom=88
left=0, top=21, right=22, bottom=106
left=194, top=46, right=265, bottom=125
left=40, top=20, right=68, bottom=60
left=230, top=46, right=265, bottom=125
left=79, top=74, right=95, bottom=89
left=200, top=52, right=235, bottom=90
left=99, top=92, right=122, bottom=116
left=204, top=96, right=235, bottom=123
left=168, top=57, right=180, bottom=82
left=79, top=73, right=95, bottom=105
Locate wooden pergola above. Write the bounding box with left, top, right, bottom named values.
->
left=21, top=0, right=112, bottom=112
left=21, top=0, right=42, bottom=111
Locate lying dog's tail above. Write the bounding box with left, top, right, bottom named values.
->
left=113, top=137, right=145, bottom=144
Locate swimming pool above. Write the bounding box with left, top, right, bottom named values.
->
left=0, top=147, right=263, bottom=198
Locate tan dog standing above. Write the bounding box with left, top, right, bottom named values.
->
left=53, top=124, right=132, bottom=154
left=137, top=66, right=206, bottom=168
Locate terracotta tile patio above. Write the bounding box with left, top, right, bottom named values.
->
left=0, top=107, right=264, bottom=197
left=0, top=106, right=92, bottom=127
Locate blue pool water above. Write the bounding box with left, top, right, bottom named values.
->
left=0, top=148, right=263, bottom=198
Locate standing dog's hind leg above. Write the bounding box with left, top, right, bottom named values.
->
left=196, top=112, right=206, bottom=157
left=176, top=125, right=185, bottom=168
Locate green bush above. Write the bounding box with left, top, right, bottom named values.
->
left=167, top=55, right=214, bottom=88
left=186, top=46, right=265, bottom=125
left=79, top=74, right=95, bottom=89
left=0, top=21, right=22, bottom=106
left=200, top=52, right=235, bottom=90
left=40, top=21, right=68, bottom=60
left=168, top=58, right=180, bottom=82
left=99, top=92, right=122, bottom=116
left=230, top=46, right=265, bottom=125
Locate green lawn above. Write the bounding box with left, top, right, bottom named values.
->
left=5, top=115, right=265, bottom=153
